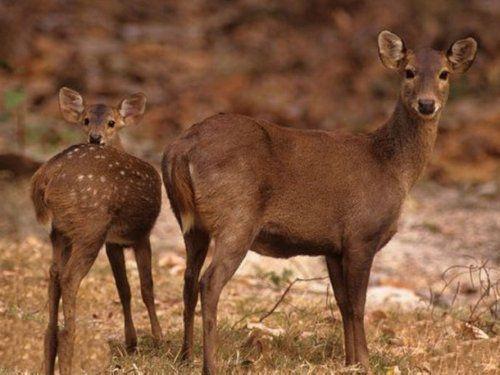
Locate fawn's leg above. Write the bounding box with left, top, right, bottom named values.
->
left=344, top=247, right=375, bottom=369
left=57, top=241, right=102, bottom=375
left=325, top=254, right=355, bottom=365
left=133, top=237, right=162, bottom=342
left=43, top=228, right=70, bottom=375
left=181, top=228, right=210, bottom=361
left=106, top=243, right=137, bottom=352
left=200, top=227, right=255, bottom=375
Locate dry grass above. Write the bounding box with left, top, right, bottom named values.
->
left=0, top=234, right=498, bottom=375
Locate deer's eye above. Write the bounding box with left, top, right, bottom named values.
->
left=439, top=70, right=449, bottom=80
left=405, top=69, right=415, bottom=79
left=108, top=120, right=115, bottom=128
left=84, top=118, right=90, bottom=125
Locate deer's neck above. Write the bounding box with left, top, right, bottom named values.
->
left=109, top=134, right=125, bottom=151
left=371, top=97, right=439, bottom=192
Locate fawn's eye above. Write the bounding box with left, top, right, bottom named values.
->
left=439, top=70, right=449, bottom=80
left=84, top=118, right=90, bottom=125
left=108, top=120, right=115, bottom=128
left=405, top=69, right=415, bottom=79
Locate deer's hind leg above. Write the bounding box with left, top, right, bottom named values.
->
left=133, top=237, right=162, bottom=343
left=106, top=243, right=137, bottom=352
left=181, top=228, right=210, bottom=361
left=57, top=238, right=103, bottom=375
left=43, top=228, right=70, bottom=375
left=199, top=223, right=257, bottom=375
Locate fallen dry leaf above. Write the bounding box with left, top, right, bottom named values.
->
left=463, top=322, right=489, bottom=340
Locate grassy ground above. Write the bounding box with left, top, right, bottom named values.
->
left=0, top=232, right=498, bottom=374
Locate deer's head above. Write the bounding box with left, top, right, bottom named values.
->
left=378, top=30, right=477, bottom=120
left=59, top=88, right=146, bottom=146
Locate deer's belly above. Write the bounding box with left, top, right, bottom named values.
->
left=251, top=223, right=341, bottom=258
left=106, top=226, right=136, bottom=245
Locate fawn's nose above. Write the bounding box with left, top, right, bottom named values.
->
left=89, top=134, right=102, bottom=144
left=417, top=99, right=436, bottom=115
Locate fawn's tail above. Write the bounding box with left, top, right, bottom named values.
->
left=30, top=164, right=51, bottom=224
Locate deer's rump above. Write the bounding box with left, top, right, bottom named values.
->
left=31, top=144, right=161, bottom=245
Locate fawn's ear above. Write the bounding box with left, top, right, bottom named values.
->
left=59, top=87, right=84, bottom=124
left=119, top=93, right=146, bottom=126
left=378, top=30, right=407, bottom=70
left=447, top=37, right=477, bottom=73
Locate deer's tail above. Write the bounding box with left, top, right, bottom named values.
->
left=30, top=165, right=51, bottom=225
left=162, top=151, right=195, bottom=234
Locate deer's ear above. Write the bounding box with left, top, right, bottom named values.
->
left=378, top=30, right=407, bottom=70
left=447, top=37, right=477, bottom=73
left=119, top=93, right=146, bottom=126
left=59, top=87, right=84, bottom=124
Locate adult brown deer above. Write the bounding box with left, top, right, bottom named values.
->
left=162, top=30, right=477, bottom=373
left=32, top=92, right=162, bottom=374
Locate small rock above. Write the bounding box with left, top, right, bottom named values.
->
left=476, top=182, right=497, bottom=197
left=158, top=252, right=185, bottom=268
left=367, top=286, right=427, bottom=310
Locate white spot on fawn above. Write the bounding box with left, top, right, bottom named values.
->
left=120, top=170, right=125, bottom=175
left=87, top=174, right=93, bottom=179
left=77, top=175, right=84, bottom=181
left=100, top=176, right=106, bottom=182
left=79, top=153, right=87, bottom=158
left=93, top=189, right=97, bottom=196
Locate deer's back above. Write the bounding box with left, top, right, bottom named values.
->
left=32, top=144, right=161, bottom=245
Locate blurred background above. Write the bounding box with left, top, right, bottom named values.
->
left=0, top=0, right=499, bottom=183
left=0, top=1, right=498, bottom=373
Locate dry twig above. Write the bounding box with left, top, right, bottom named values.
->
left=259, top=276, right=328, bottom=322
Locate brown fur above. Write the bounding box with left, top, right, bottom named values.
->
left=33, top=143, right=163, bottom=375
left=162, top=31, right=477, bottom=374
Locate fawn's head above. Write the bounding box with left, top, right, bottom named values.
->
left=378, top=30, right=477, bottom=120
left=59, top=88, right=147, bottom=146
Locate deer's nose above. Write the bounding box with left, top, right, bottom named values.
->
left=417, top=99, right=436, bottom=115
left=89, top=134, right=102, bottom=144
